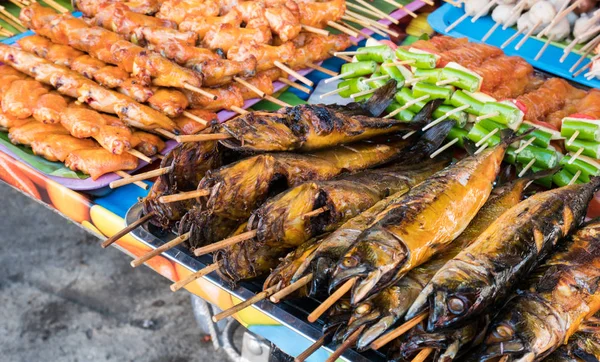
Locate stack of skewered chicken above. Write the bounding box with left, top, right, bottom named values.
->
left=98, top=35, right=600, bottom=362
left=0, top=0, right=362, bottom=179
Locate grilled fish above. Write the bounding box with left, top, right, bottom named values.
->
left=476, top=218, right=600, bottom=361
left=407, top=179, right=600, bottom=332
left=329, top=130, right=526, bottom=305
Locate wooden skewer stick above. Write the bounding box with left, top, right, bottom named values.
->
left=501, top=27, right=525, bottom=49
left=574, top=61, right=594, bottom=77
left=515, top=20, right=542, bottom=51
left=385, top=95, right=430, bottom=119
left=274, top=61, right=314, bottom=87
left=422, top=105, right=469, bottom=131
left=353, top=0, right=400, bottom=24
left=183, top=83, right=218, bottom=100
left=0, top=10, right=26, bottom=32
left=308, top=277, right=356, bottom=323
left=325, top=325, right=365, bottom=362
left=194, top=230, right=258, bottom=256
left=412, top=348, right=434, bottom=362
left=131, top=232, right=191, bottom=268
left=235, top=76, right=266, bottom=98
left=445, top=13, right=468, bottom=33
left=535, top=34, right=555, bottom=61
left=158, top=189, right=210, bottom=204
left=569, top=170, right=582, bottom=185
left=539, top=0, right=586, bottom=38
left=115, top=170, right=148, bottom=190
left=231, top=105, right=249, bottom=114
left=340, top=19, right=377, bottom=39
left=265, top=94, right=291, bottom=108
left=278, top=77, right=311, bottom=94
left=482, top=22, right=501, bottom=42
left=127, top=149, right=153, bottom=163
left=175, top=133, right=232, bottom=143
left=383, top=60, right=416, bottom=67
left=370, top=311, right=428, bottom=350
left=571, top=53, right=599, bottom=74
left=0, top=29, right=13, bottom=37
left=8, top=0, right=24, bottom=9
left=346, top=2, right=386, bottom=21
left=320, top=85, right=350, bottom=99
left=436, top=77, right=459, bottom=86
left=294, top=331, right=328, bottom=362
left=306, top=62, right=338, bottom=77
left=518, top=158, right=536, bottom=177
left=331, top=51, right=353, bottom=62
left=213, top=285, right=279, bottom=322
left=475, top=142, right=489, bottom=155
left=567, top=130, right=579, bottom=146
left=568, top=148, right=584, bottom=164
left=182, top=111, right=208, bottom=125
left=270, top=273, right=314, bottom=303
left=345, top=10, right=394, bottom=32
left=561, top=26, right=600, bottom=62
left=170, top=263, right=220, bottom=292
left=472, top=0, right=497, bottom=23
left=430, top=138, right=459, bottom=159
left=382, top=0, right=417, bottom=18
left=155, top=128, right=177, bottom=139
left=327, top=21, right=359, bottom=38
left=334, top=50, right=368, bottom=56
left=101, top=211, right=156, bottom=248
left=475, top=112, right=498, bottom=121
left=301, top=24, right=330, bottom=36
left=324, top=71, right=354, bottom=84
left=580, top=33, right=600, bottom=53
left=41, top=0, right=70, bottom=13
left=514, top=137, right=536, bottom=154
left=421, top=0, right=435, bottom=5
left=109, top=166, right=172, bottom=189
left=350, top=88, right=377, bottom=99
left=475, top=128, right=499, bottom=147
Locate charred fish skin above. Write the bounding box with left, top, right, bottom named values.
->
left=407, top=178, right=600, bottom=333
left=345, top=172, right=548, bottom=350
left=477, top=218, right=600, bottom=362
left=218, top=80, right=421, bottom=152
left=546, top=322, right=600, bottom=362
left=328, top=130, right=524, bottom=305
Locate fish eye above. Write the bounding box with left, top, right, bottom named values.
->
left=342, top=256, right=359, bottom=268
left=494, top=324, right=514, bottom=339
left=447, top=297, right=466, bottom=315
left=355, top=303, right=371, bottom=315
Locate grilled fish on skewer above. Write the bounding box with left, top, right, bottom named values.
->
left=336, top=170, right=556, bottom=351
left=407, top=179, right=600, bottom=332
left=476, top=218, right=600, bottom=361
left=546, top=315, right=600, bottom=362
left=329, top=130, right=528, bottom=305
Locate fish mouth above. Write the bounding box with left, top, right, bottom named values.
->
left=478, top=342, right=528, bottom=362
left=328, top=265, right=368, bottom=294
left=351, top=269, right=385, bottom=304
left=356, top=315, right=395, bottom=351
left=335, top=311, right=381, bottom=345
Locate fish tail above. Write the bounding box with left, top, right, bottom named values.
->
left=363, top=79, right=398, bottom=117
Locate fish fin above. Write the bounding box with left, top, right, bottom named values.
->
left=463, top=138, right=478, bottom=156
left=500, top=127, right=534, bottom=145
left=411, top=99, right=445, bottom=128
left=362, top=79, right=398, bottom=117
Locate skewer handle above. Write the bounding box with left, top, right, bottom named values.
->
left=370, top=311, right=428, bottom=350
left=193, top=230, right=257, bottom=256
left=170, top=263, right=220, bottom=292
left=212, top=285, right=278, bottom=322
left=101, top=211, right=156, bottom=248
left=109, top=166, right=172, bottom=189
left=307, top=277, right=356, bottom=323
left=131, top=232, right=190, bottom=268
left=270, top=273, right=314, bottom=303
left=294, top=332, right=327, bottom=362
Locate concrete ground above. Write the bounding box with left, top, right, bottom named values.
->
left=0, top=183, right=231, bottom=362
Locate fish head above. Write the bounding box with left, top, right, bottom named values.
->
left=478, top=296, right=563, bottom=362
left=329, top=226, right=407, bottom=304
left=323, top=298, right=353, bottom=335
left=407, top=260, right=493, bottom=331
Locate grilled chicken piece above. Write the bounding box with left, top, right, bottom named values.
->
left=32, top=93, right=68, bottom=124
left=202, top=24, right=272, bottom=52
left=179, top=9, right=243, bottom=39
left=9, top=121, right=69, bottom=145
left=184, top=84, right=244, bottom=111
left=147, top=88, right=189, bottom=117
left=228, top=42, right=295, bottom=72
left=65, top=148, right=138, bottom=179
left=2, top=80, right=48, bottom=119
left=157, top=0, right=220, bottom=24
left=31, top=134, right=97, bottom=162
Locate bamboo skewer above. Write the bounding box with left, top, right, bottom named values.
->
left=41, top=0, right=70, bottom=13
left=501, top=27, right=526, bottom=49
left=430, top=138, right=459, bottom=158
left=270, top=274, right=314, bottom=303
left=308, top=277, right=356, bottom=323
left=115, top=171, right=148, bottom=190
left=278, top=77, right=311, bottom=94
left=8, top=0, right=24, bottom=9
left=518, top=158, right=536, bottom=177
left=170, top=263, right=220, bottom=292
left=294, top=331, right=328, bottom=362
left=231, top=105, right=249, bottom=114
left=158, top=189, right=210, bottom=203
left=182, top=111, right=208, bottom=125
left=325, top=325, right=365, bottom=362
left=412, top=348, right=434, bottom=362
left=332, top=52, right=353, bottom=62
left=127, top=149, right=153, bottom=163
left=320, top=85, right=349, bottom=99
left=353, top=0, right=399, bottom=24
left=346, top=10, right=398, bottom=35
left=155, top=128, right=178, bottom=139
left=346, top=2, right=386, bottom=21
left=482, top=22, right=501, bottom=42
left=382, top=0, right=417, bottom=18
left=306, top=62, right=339, bottom=77
left=445, top=13, right=468, bottom=33
left=535, top=34, right=554, bottom=61
left=385, top=95, right=430, bottom=119
left=235, top=76, right=267, bottom=98
left=109, top=166, right=172, bottom=189
left=183, top=83, right=218, bottom=100
left=569, top=170, right=582, bottom=185
left=274, top=61, right=314, bottom=87
left=370, top=311, right=428, bottom=350
left=342, top=17, right=385, bottom=38
left=515, top=20, right=542, bottom=51
left=301, top=24, right=330, bottom=36
left=213, top=285, right=279, bottom=322
left=194, top=230, right=258, bottom=256
left=131, top=232, right=191, bottom=267
left=326, top=21, right=359, bottom=38
left=101, top=211, right=156, bottom=248
left=539, top=0, right=586, bottom=38
left=0, top=10, right=26, bottom=32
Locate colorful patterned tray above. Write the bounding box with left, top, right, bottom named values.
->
left=428, top=3, right=600, bottom=89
